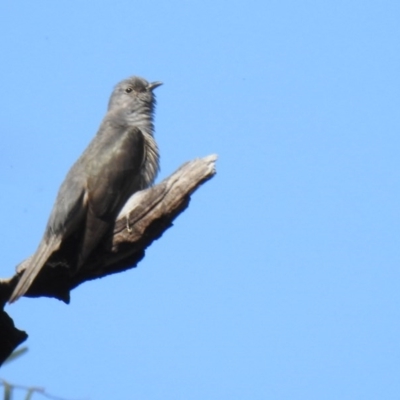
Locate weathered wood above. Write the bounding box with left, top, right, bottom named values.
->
left=0, top=154, right=217, bottom=366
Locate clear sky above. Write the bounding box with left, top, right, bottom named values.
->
left=1, top=1, right=399, bottom=399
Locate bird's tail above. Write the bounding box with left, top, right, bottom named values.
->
left=9, top=236, right=61, bottom=303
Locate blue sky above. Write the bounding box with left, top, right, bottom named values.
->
left=1, top=1, right=400, bottom=399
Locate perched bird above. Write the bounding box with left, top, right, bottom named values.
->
left=9, top=76, right=162, bottom=303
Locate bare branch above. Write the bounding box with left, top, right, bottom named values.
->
left=0, top=155, right=217, bottom=366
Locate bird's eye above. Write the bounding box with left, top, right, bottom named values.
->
left=125, top=87, right=133, bottom=93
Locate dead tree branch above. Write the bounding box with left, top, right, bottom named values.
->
left=0, top=154, right=217, bottom=366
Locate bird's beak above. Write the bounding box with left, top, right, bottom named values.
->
left=148, top=81, right=163, bottom=91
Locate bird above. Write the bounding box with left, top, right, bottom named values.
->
left=9, top=76, right=162, bottom=303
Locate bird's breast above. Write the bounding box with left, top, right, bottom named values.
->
left=140, top=131, right=160, bottom=189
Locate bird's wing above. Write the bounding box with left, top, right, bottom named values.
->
left=9, top=126, right=145, bottom=302
left=9, top=164, right=87, bottom=303
left=78, top=126, right=145, bottom=263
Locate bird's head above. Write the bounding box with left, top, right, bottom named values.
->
left=107, top=76, right=162, bottom=112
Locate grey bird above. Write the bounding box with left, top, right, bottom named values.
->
left=9, top=76, right=162, bottom=303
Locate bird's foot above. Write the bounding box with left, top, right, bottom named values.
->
left=126, top=214, right=133, bottom=233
